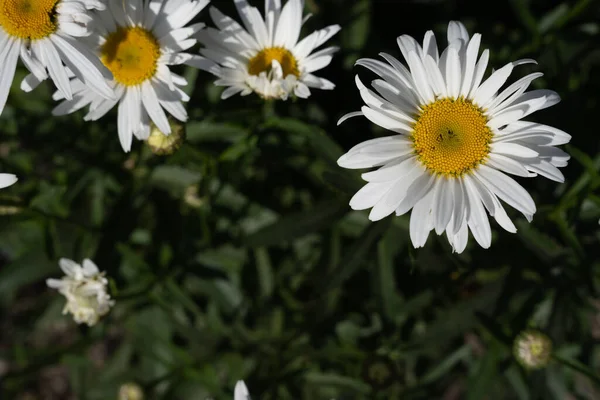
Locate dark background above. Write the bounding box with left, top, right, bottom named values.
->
left=1, top=0, right=600, bottom=399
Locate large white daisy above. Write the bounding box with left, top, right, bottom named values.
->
left=197, top=0, right=341, bottom=100
left=337, top=21, right=571, bottom=253
left=52, top=0, right=213, bottom=152
left=0, top=0, right=114, bottom=116
left=0, top=173, right=17, bottom=189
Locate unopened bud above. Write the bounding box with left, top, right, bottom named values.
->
left=184, top=185, right=203, bottom=209
left=118, top=382, right=144, bottom=400
left=513, top=330, right=552, bottom=369
left=147, top=120, right=185, bottom=155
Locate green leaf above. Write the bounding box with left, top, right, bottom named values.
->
left=419, top=344, right=472, bottom=384
left=505, top=366, right=530, bottom=400
left=467, top=344, right=501, bottom=400
left=509, top=0, right=538, bottom=33
left=374, top=232, right=403, bottom=321
left=263, top=117, right=344, bottom=165
left=254, top=247, right=274, bottom=299
left=150, top=165, right=202, bottom=193
left=537, top=3, right=569, bottom=33
left=243, top=200, right=347, bottom=247
left=321, top=218, right=391, bottom=293
left=30, top=182, right=69, bottom=217
left=185, top=276, right=243, bottom=315
left=304, top=372, right=371, bottom=395
left=320, top=168, right=364, bottom=195
left=552, top=353, right=600, bottom=386
left=186, top=121, right=248, bottom=143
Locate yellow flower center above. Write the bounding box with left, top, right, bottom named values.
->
left=412, top=98, right=492, bottom=177
left=0, top=0, right=59, bottom=40
left=100, top=26, right=161, bottom=87
left=247, top=47, right=300, bottom=78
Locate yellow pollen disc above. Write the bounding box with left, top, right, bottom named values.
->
left=247, top=47, right=300, bottom=78
left=0, top=0, right=59, bottom=40
left=412, top=98, right=492, bottom=177
left=100, top=26, right=161, bottom=87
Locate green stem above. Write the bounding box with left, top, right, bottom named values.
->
left=552, top=353, right=600, bottom=386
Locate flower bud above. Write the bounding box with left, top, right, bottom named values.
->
left=513, top=329, right=552, bottom=369
left=118, top=382, right=144, bottom=400
left=146, top=120, right=185, bottom=155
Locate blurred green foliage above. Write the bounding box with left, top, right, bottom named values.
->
left=2, top=0, right=600, bottom=399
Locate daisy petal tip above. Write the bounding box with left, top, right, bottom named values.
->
left=336, top=154, right=349, bottom=167
left=368, top=209, right=389, bottom=222
left=337, top=111, right=363, bottom=126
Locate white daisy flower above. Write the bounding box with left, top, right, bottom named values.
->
left=0, top=173, right=18, bottom=189
left=52, top=0, right=213, bottom=152
left=46, top=258, right=115, bottom=326
left=197, top=0, right=341, bottom=100
left=0, top=0, right=114, bottom=117
left=234, top=381, right=251, bottom=400
left=337, top=21, right=571, bottom=253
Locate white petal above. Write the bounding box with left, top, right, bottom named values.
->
left=394, top=171, right=435, bottom=217
left=487, top=154, right=536, bottom=177
left=472, top=59, right=536, bottom=107
left=234, top=380, right=250, bottom=400
left=450, top=178, right=467, bottom=235
left=361, top=156, right=417, bottom=183
left=464, top=175, right=491, bottom=248
left=337, top=111, right=363, bottom=125
left=141, top=81, right=170, bottom=135
left=491, top=142, right=539, bottom=158
left=433, top=177, right=454, bottom=234
left=407, top=51, right=434, bottom=104
left=470, top=174, right=517, bottom=233
left=0, top=173, right=18, bottom=189
left=447, top=21, right=470, bottom=44
left=369, top=165, right=423, bottom=221
left=423, top=55, right=447, bottom=98
left=0, top=38, right=21, bottom=114
left=467, top=49, right=489, bottom=98
left=350, top=181, right=393, bottom=210
left=445, top=47, right=461, bottom=99
left=422, top=30, right=439, bottom=62
left=59, top=258, right=80, bottom=277
left=459, top=33, right=481, bottom=97
left=475, top=165, right=536, bottom=217
left=361, top=106, right=413, bottom=135
left=410, top=188, right=435, bottom=248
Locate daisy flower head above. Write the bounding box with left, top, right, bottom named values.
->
left=46, top=258, right=115, bottom=326
left=197, top=0, right=341, bottom=100
left=52, top=0, right=213, bottom=152
left=337, top=21, right=571, bottom=253
left=0, top=0, right=114, bottom=116
left=0, top=173, right=17, bottom=189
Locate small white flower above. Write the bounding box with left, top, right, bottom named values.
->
left=0, top=173, right=18, bottom=190
left=52, top=0, right=213, bottom=152
left=46, top=258, right=115, bottom=327
left=0, top=0, right=114, bottom=117
left=234, top=380, right=251, bottom=400
left=337, top=21, right=571, bottom=253
left=197, top=0, right=341, bottom=100
left=513, top=330, right=552, bottom=369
